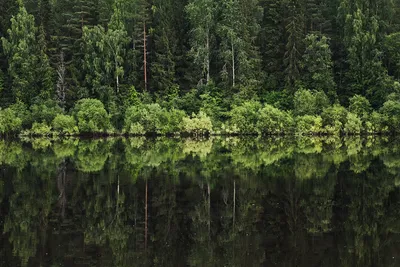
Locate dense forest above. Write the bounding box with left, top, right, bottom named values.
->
left=2, top=0, right=400, bottom=136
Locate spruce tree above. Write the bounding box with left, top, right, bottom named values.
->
left=1, top=2, right=53, bottom=104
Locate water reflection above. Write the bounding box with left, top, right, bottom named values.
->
left=1, top=137, right=400, bottom=266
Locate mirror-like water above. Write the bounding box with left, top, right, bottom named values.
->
left=1, top=137, right=400, bottom=267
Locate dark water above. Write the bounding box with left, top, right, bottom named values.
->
left=1, top=136, right=400, bottom=267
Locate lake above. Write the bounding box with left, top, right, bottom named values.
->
left=1, top=136, right=400, bottom=266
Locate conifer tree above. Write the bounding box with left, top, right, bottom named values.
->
left=1, top=2, right=53, bottom=104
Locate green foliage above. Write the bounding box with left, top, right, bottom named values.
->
left=29, top=122, right=52, bottom=136
left=321, top=105, right=348, bottom=135
left=0, top=107, right=22, bottom=135
left=296, top=115, right=323, bottom=135
left=72, top=99, right=112, bottom=134
left=124, top=104, right=186, bottom=135
left=294, top=89, right=329, bottom=116
left=52, top=114, right=79, bottom=135
left=229, top=101, right=262, bottom=134
left=30, top=99, right=62, bottom=124
left=1, top=3, right=52, bottom=104
left=257, top=104, right=294, bottom=135
left=301, top=34, right=335, bottom=98
left=349, top=95, right=372, bottom=119
left=181, top=111, right=213, bottom=136
left=380, top=100, right=400, bottom=133
left=344, top=112, right=362, bottom=135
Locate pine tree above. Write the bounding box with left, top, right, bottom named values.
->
left=338, top=0, right=391, bottom=105
left=150, top=0, right=183, bottom=95
left=260, top=0, right=285, bottom=90
left=301, top=34, right=336, bottom=98
left=1, top=2, right=53, bottom=104
left=284, top=0, right=305, bottom=89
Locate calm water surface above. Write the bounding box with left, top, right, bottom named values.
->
left=1, top=136, right=400, bottom=266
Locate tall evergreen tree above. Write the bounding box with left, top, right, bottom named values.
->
left=284, top=0, right=305, bottom=89
left=260, top=0, right=285, bottom=90
left=1, top=2, right=53, bottom=104
left=338, top=0, right=392, bottom=105
left=300, top=34, right=336, bottom=98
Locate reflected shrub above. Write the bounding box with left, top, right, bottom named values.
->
left=29, top=122, right=52, bottom=136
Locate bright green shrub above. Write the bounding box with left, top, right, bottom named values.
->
left=349, top=95, right=372, bottom=118
left=294, top=89, right=317, bottom=116
left=344, top=112, right=362, bottom=135
left=321, top=105, right=347, bottom=135
left=9, top=101, right=31, bottom=127
left=52, top=114, right=79, bottom=135
left=30, top=122, right=52, bottom=136
left=314, top=90, right=330, bottom=114
left=159, top=108, right=186, bottom=134
left=124, top=104, right=162, bottom=134
left=365, top=111, right=389, bottom=134
left=72, top=99, right=111, bottom=133
left=181, top=111, right=213, bottom=136
left=0, top=108, right=22, bottom=135
left=296, top=115, right=323, bottom=135
left=31, top=99, right=62, bottom=124
left=380, top=100, right=400, bottom=133
left=229, top=101, right=262, bottom=134
left=257, top=104, right=294, bottom=135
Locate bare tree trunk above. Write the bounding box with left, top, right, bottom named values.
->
left=115, top=55, right=119, bottom=94
left=143, top=22, right=148, bottom=91
left=233, top=179, right=236, bottom=227
left=206, top=33, right=210, bottom=84
left=56, top=52, right=66, bottom=111
left=145, top=179, right=148, bottom=249
left=232, top=43, right=235, bottom=87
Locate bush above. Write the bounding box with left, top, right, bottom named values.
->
left=29, top=122, right=52, bottom=136
left=52, top=114, right=79, bottom=135
left=9, top=101, right=31, bottom=127
left=380, top=100, right=400, bottom=133
left=124, top=104, right=186, bottom=135
left=31, top=99, right=63, bottom=124
left=159, top=108, right=186, bottom=134
left=181, top=111, right=213, bottom=136
left=321, top=105, right=347, bottom=135
left=296, top=115, right=323, bottom=135
left=72, top=99, right=112, bottom=134
left=294, top=89, right=317, bottom=116
left=365, top=111, right=389, bottom=134
left=257, top=104, right=294, bottom=135
left=229, top=101, right=262, bottom=134
left=0, top=108, right=22, bottom=135
left=349, top=95, right=372, bottom=118
left=124, top=104, right=163, bottom=134
left=344, top=112, right=362, bottom=135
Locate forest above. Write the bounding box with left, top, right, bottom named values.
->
left=1, top=0, right=400, bottom=136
